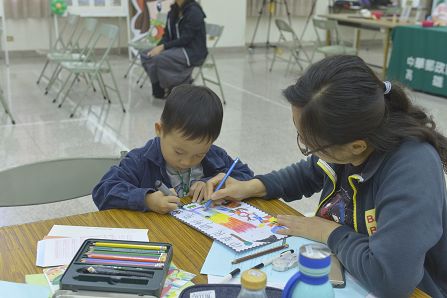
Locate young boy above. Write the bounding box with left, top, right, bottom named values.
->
left=92, top=85, right=253, bottom=214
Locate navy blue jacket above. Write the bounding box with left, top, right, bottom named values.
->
left=256, top=139, right=447, bottom=297
left=92, top=137, right=253, bottom=211
left=159, top=1, right=208, bottom=66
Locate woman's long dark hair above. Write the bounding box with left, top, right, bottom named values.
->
left=284, top=55, right=447, bottom=172
left=171, top=0, right=196, bottom=20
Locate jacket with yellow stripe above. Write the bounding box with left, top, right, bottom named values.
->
left=256, top=139, right=447, bottom=298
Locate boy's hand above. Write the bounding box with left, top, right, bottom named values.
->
left=145, top=190, right=180, bottom=214
left=189, top=181, right=206, bottom=203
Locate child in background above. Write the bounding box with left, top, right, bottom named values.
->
left=92, top=85, right=253, bottom=214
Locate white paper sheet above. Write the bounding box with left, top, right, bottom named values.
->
left=48, top=225, right=149, bottom=241
left=36, top=225, right=150, bottom=267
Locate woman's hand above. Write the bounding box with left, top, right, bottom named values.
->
left=148, top=44, right=164, bottom=57
left=276, top=215, right=341, bottom=244
left=203, top=174, right=267, bottom=207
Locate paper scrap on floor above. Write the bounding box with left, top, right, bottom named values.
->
left=36, top=225, right=149, bottom=267
left=0, top=280, right=50, bottom=298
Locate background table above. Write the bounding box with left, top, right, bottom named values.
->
left=387, top=25, right=447, bottom=97
left=320, top=13, right=401, bottom=79
left=0, top=198, right=300, bottom=284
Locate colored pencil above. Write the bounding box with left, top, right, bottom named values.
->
left=93, top=242, right=168, bottom=251
left=89, top=246, right=166, bottom=254
left=80, top=258, right=165, bottom=268
left=87, top=249, right=165, bottom=257
left=77, top=264, right=153, bottom=273
left=231, top=243, right=290, bottom=264
left=204, top=157, right=239, bottom=210
left=86, top=253, right=166, bottom=263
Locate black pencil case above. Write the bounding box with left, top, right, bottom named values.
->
left=59, top=238, right=173, bottom=297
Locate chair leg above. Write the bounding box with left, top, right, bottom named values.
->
left=46, top=64, right=63, bottom=95
left=97, top=73, right=111, bottom=103
left=124, top=55, right=138, bottom=78
left=210, top=55, right=225, bottom=105
left=136, top=69, right=146, bottom=84
left=69, top=76, right=94, bottom=118
left=53, top=72, right=73, bottom=104
left=139, top=75, right=148, bottom=89
left=108, top=70, right=126, bottom=113
left=36, top=60, right=50, bottom=85
left=269, top=50, right=278, bottom=72
left=0, top=91, right=16, bottom=124
left=58, top=73, right=80, bottom=108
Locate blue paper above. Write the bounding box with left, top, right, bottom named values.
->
left=0, top=280, right=50, bottom=298
left=202, top=237, right=370, bottom=297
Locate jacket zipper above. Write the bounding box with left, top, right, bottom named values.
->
left=316, top=160, right=363, bottom=232
left=175, top=16, right=191, bottom=67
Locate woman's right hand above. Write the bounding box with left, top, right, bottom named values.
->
left=204, top=174, right=267, bottom=204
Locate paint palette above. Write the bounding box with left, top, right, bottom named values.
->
left=58, top=239, right=173, bottom=297
left=171, top=201, right=287, bottom=252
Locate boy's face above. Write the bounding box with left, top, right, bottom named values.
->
left=156, top=122, right=213, bottom=171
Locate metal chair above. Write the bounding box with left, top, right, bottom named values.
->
left=0, top=28, right=15, bottom=125
left=43, top=18, right=99, bottom=96
left=124, top=13, right=167, bottom=80
left=36, top=14, right=81, bottom=85
left=53, top=24, right=126, bottom=118
left=0, top=156, right=123, bottom=207
left=193, top=23, right=226, bottom=104
left=270, top=19, right=312, bottom=74
left=311, top=18, right=357, bottom=62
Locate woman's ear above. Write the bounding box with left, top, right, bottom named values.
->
left=155, top=121, right=162, bottom=137
left=349, top=140, right=368, bottom=156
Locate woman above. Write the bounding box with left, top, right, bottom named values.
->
left=206, top=55, right=447, bottom=297
left=141, top=0, right=207, bottom=99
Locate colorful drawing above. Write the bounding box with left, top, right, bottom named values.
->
left=161, top=264, right=196, bottom=298
left=171, top=202, right=287, bottom=252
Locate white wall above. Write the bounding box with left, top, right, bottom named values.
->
left=4, top=17, right=129, bottom=52
left=200, top=0, right=246, bottom=47
left=2, top=0, right=382, bottom=52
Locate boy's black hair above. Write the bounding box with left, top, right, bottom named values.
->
left=161, top=84, right=223, bottom=143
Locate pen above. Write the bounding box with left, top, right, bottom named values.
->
left=252, top=249, right=294, bottom=270
left=204, top=157, right=240, bottom=210
left=155, top=180, right=183, bottom=208
left=218, top=268, right=241, bottom=283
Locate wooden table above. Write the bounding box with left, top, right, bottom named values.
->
left=320, top=13, right=407, bottom=79
left=0, top=198, right=300, bottom=284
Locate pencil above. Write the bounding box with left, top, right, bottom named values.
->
left=89, top=246, right=166, bottom=254
left=93, top=242, right=168, bottom=251
left=86, top=253, right=167, bottom=263
left=231, top=243, right=289, bottom=264
left=80, top=258, right=165, bottom=268
left=87, top=248, right=165, bottom=257
left=204, top=157, right=240, bottom=210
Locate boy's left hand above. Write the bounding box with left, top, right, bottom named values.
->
left=275, top=215, right=341, bottom=244
left=189, top=181, right=206, bottom=203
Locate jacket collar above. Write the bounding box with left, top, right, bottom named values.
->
left=143, top=137, right=166, bottom=168
left=320, top=149, right=388, bottom=183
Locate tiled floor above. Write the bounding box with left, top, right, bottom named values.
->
left=0, top=47, right=446, bottom=226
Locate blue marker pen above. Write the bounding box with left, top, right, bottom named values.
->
left=203, top=157, right=240, bottom=210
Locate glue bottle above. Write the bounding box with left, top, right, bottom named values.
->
left=237, top=269, right=268, bottom=298
left=281, top=243, right=334, bottom=298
